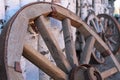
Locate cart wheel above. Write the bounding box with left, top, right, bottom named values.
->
left=97, top=14, right=120, bottom=54
left=0, top=2, right=119, bottom=80
left=85, top=13, right=105, bottom=64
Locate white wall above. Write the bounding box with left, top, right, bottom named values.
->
left=5, top=0, right=21, bottom=21
left=0, top=0, right=5, bottom=33
left=0, top=0, right=5, bottom=20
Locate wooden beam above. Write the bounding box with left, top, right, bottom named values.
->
left=80, top=36, right=95, bottom=64
left=23, top=44, right=68, bottom=80
left=101, top=67, right=118, bottom=79
left=62, top=18, right=78, bottom=66
left=34, top=15, right=71, bottom=73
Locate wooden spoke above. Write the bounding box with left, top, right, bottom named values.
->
left=62, top=18, right=78, bottom=66
left=91, top=20, right=98, bottom=32
left=34, top=15, right=71, bottom=73
left=106, top=40, right=114, bottom=51
left=101, top=67, right=118, bottom=79
left=78, top=21, right=108, bottom=53
left=23, top=44, right=68, bottom=80
left=108, top=38, right=117, bottom=44
left=104, top=19, right=108, bottom=32
left=80, top=36, right=95, bottom=64
left=109, top=50, right=120, bottom=71
left=1, top=3, right=120, bottom=80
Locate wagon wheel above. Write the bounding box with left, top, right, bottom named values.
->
left=85, top=13, right=120, bottom=64
left=85, top=13, right=105, bottom=64
left=0, top=2, right=120, bottom=80
left=86, top=13, right=120, bottom=54
left=97, top=14, right=120, bottom=54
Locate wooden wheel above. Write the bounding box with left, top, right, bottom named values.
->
left=85, top=13, right=105, bottom=64
left=85, top=13, right=120, bottom=64
left=97, top=14, right=120, bottom=54
left=0, top=2, right=120, bottom=80
left=86, top=13, right=120, bottom=54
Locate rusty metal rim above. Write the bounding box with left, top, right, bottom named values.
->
left=85, top=67, right=103, bottom=80
left=69, top=64, right=91, bottom=80
left=69, top=64, right=103, bottom=80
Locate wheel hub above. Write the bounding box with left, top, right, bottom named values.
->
left=85, top=67, right=103, bottom=80
left=69, top=65, right=103, bottom=80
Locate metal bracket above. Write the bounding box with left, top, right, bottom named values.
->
left=14, top=62, right=22, bottom=73
left=48, top=6, right=57, bottom=17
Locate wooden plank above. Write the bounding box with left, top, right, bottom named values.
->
left=101, top=67, right=118, bottom=79
left=34, top=15, right=71, bottom=73
left=23, top=44, right=68, bottom=80
left=80, top=36, right=96, bottom=64
left=62, top=18, right=78, bottom=66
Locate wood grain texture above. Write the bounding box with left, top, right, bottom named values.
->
left=101, top=67, right=118, bottom=79
left=80, top=36, right=95, bottom=64
left=1, top=2, right=119, bottom=80
left=8, top=67, right=24, bottom=80
left=23, top=44, right=68, bottom=80
left=109, top=50, right=120, bottom=71
left=35, top=15, right=71, bottom=73
left=62, top=18, right=78, bottom=67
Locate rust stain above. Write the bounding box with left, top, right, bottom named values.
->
left=14, top=62, right=22, bottom=73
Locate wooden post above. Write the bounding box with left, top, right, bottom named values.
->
left=23, top=44, right=68, bottom=80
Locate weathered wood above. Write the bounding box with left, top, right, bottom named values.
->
left=5, top=3, right=114, bottom=67
left=51, top=5, right=109, bottom=53
left=80, top=36, right=96, bottom=64
left=8, top=67, right=24, bottom=80
left=109, top=50, right=120, bottom=71
left=101, top=67, right=118, bottom=79
left=1, top=3, right=120, bottom=79
left=34, top=15, right=71, bottom=73
left=62, top=18, right=78, bottom=66
left=4, top=3, right=112, bottom=67
left=23, top=44, right=68, bottom=80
